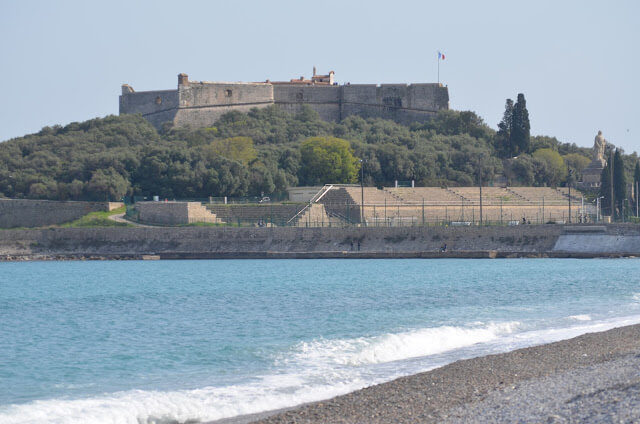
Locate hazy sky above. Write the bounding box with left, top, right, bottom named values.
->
left=1, top=0, right=638, bottom=153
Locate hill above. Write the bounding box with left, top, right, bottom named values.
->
left=0, top=105, right=622, bottom=202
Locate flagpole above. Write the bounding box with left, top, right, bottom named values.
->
left=437, top=53, right=440, bottom=84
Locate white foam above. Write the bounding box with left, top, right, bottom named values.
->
left=0, top=380, right=363, bottom=424
left=0, top=322, right=520, bottom=424
left=6, top=316, right=640, bottom=424
left=289, top=322, right=520, bottom=366
left=569, top=314, right=591, bottom=321
left=505, top=314, right=640, bottom=351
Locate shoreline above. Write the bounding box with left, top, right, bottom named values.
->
left=0, top=250, right=638, bottom=262
left=210, top=324, right=640, bottom=423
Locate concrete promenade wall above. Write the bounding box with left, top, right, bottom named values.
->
left=3, top=224, right=638, bottom=260
left=553, top=225, right=640, bottom=254
left=0, top=199, right=119, bottom=228
left=0, top=225, right=566, bottom=258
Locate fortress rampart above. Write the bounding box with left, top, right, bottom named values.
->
left=119, top=71, right=449, bottom=130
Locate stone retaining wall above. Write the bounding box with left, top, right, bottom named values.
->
left=0, top=199, right=119, bottom=228
left=136, top=202, right=217, bottom=225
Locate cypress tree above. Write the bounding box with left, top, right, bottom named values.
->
left=511, top=93, right=531, bottom=156
left=614, top=149, right=627, bottom=218
left=634, top=161, right=640, bottom=215
left=600, top=154, right=612, bottom=217
left=496, top=99, right=513, bottom=158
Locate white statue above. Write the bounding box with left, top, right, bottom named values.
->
left=593, top=130, right=607, bottom=166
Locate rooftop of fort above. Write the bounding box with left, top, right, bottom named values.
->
left=121, top=68, right=445, bottom=93
left=266, top=67, right=335, bottom=85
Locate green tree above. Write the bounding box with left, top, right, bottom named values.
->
left=532, top=148, right=565, bottom=186
left=495, top=99, right=514, bottom=157
left=205, top=136, right=257, bottom=165
left=614, top=149, right=627, bottom=218
left=511, top=93, right=531, bottom=156
left=374, top=143, right=415, bottom=184
left=422, top=110, right=494, bottom=141
left=28, top=181, right=57, bottom=199
left=506, top=155, right=535, bottom=186
left=563, top=153, right=591, bottom=180
left=299, top=137, right=360, bottom=185
left=87, top=168, right=130, bottom=201
left=600, top=151, right=613, bottom=217
left=634, top=161, right=640, bottom=215
left=248, top=162, right=276, bottom=196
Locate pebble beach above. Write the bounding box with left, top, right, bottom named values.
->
left=216, top=324, right=640, bottom=423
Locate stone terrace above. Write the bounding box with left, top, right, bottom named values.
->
left=508, top=187, right=583, bottom=204
left=320, top=186, right=592, bottom=225
left=206, top=204, right=308, bottom=226
left=385, top=187, right=464, bottom=204
left=129, top=187, right=592, bottom=227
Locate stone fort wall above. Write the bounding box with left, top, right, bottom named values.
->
left=119, top=87, right=180, bottom=130
left=119, top=73, right=450, bottom=130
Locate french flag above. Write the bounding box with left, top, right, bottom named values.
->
left=438, top=51, right=445, bottom=60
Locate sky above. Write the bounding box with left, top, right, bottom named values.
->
left=1, top=0, right=638, bottom=154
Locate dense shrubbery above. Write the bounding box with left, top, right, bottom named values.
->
left=0, top=104, right=632, bottom=201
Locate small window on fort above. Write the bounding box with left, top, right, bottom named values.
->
left=296, top=92, right=303, bottom=101
left=225, top=89, right=233, bottom=97
left=155, top=96, right=162, bottom=105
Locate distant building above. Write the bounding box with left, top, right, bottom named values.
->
left=119, top=69, right=450, bottom=130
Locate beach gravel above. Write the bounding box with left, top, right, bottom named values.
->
left=235, top=324, right=640, bottom=423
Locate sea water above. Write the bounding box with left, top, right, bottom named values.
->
left=1, top=258, right=640, bottom=424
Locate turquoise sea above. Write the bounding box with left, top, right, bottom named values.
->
left=1, top=259, right=640, bottom=423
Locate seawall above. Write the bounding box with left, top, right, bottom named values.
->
left=2, top=224, right=638, bottom=260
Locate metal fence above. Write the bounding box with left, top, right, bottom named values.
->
left=123, top=196, right=629, bottom=228
left=299, top=200, right=598, bottom=228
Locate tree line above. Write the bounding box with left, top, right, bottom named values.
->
left=600, top=149, right=640, bottom=219
left=0, top=101, right=636, bottom=206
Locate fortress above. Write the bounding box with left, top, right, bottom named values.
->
left=119, top=69, right=450, bottom=130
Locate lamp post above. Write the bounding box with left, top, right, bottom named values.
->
left=477, top=153, right=485, bottom=226
left=596, top=196, right=604, bottom=223
left=567, top=165, right=573, bottom=224
left=610, top=149, right=615, bottom=221
left=479, top=161, right=483, bottom=226
left=359, top=159, right=365, bottom=225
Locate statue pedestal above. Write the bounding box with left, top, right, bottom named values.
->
left=578, top=160, right=604, bottom=190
